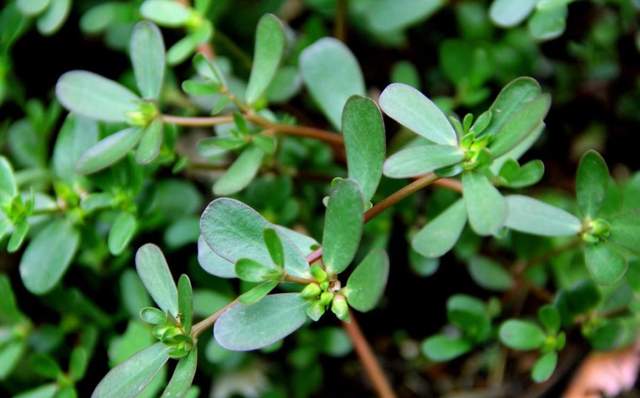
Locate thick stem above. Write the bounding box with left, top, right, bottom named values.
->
left=245, top=114, right=343, bottom=146
left=365, top=173, right=439, bottom=222
left=161, top=114, right=232, bottom=126
left=191, top=299, right=238, bottom=338
left=343, top=310, right=396, bottom=398
left=334, top=0, right=348, bottom=42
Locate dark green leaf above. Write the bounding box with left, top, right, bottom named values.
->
left=238, top=280, right=279, bottom=305
left=177, top=275, right=193, bottom=334
left=235, top=258, right=276, bottom=282
left=610, top=211, right=640, bottom=255
left=538, top=305, right=561, bottom=334
left=263, top=228, right=284, bottom=268
left=345, top=249, right=389, bottom=312
left=245, top=14, right=286, bottom=104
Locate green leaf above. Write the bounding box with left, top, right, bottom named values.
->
left=160, top=349, right=197, bottom=398
left=200, top=198, right=310, bottom=278
left=238, top=280, right=279, bottom=305
left=345, top=249, right=389, bottom=312
left=379, top=83, right=457, bottom=146
left=0, top=156, right=17, bottom=202
left=462, top=171, right=506, bottom=236
left=140, top=307, right=166, bottom=325
left=447, top=295, right=490, bottom=340
left=576, top=150, right=609, bottom=218
left=489, top=0, right=537, bottom=27
left=266, top=65, right=302, bottom=103
left=0, top=274, right=22, bottom=323
left=17, top=0, right=50, bottom=16
left=76, top=127, right=144, bottom=174
left=36, top=0, right=70, bottom=35
left=263, top=228, right=284, bottom=268
left=390, top=61, right=420, bottom=88
left=19, top=219, right=79, bottom=295
left=499, top=320, right=546, bottom=350
left=342, top=96, right=386, bottom=201
left=504, top=195, right=581, bottom=237
left=182, top=79, right=222, bottom=96
left=383, top=143, right=463, bottom=178
left=235, top=258, right=276, bottom=282
left=177, top=275, right=193, bottom=334
left=197, top=236, right=235, bottom=278
left=0, top=339, right=25, bottom=380
left=610, top=211, right=640, bottom=255
left=528, top=4, right=567, bottom=41
left=538, top=305, right=561, bottom=334
left=135, top=244, right=179, bottom=317
left=482, top=77, right=542, bottom=138
left=468, top=256, right=514, bottom=291
left=69, top=347, right=89, bottom=381
left=136, top=119, right=164, bottom=164
left=531, top=351, right=557, bottom=383
left=56, top=71, right=140, bottom=122
left=322, top=178, right=364, bottom=274
left=130, top=21, right=165, bottom=100
left=498, top=159, right=544, bottom=188
left=422, top=334, right=471, bottom=362
left=584, top=243, right=627, bottom=285
left=108, top=212, right=138, bottom=255
left=8, top=219, right=29, bottom=253
left=121, top=270, right=152, bottom=318
left=245, top=14, right=286, bottom=105
left=412, top=198, right=466, bottom=258
left=92, top=343, right=170, bottom=398
left=364, top=0, right=443, bottom=32
left=52, top=115, right=99, bottom=181
left=213, top=145, right=264, bottom=196
left=13, top=384, right=58, bottom=398
left=491, top=123, right=544, bottom=172
left=300, top=38, right=365, bottom=129
left=214, top=293, right=308, bottom=351
left=140, top=0, right=190, bottom=27
left=489, top=93, right=550, bottom=157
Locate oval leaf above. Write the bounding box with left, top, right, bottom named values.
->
left=422, top=334, right=471, bottom=362
left=108, top=212, right=138, bottom=255
left=130, top=21, right=165, bottom=100
left=160, top=349, right=197, bottom=398
left=504, top=195, right=581, bottom=237
left=345, top=249, right=390, bottom=312
left=76, top=127, right=144, bottom=174
left=489, top=0, right=537, bottom=27
left=462, top=171, right=506, bottom=236
left=140, top=0, right=190, bottom=27
left=468, top=256, right=514, bottom=291
left=135, top=119, right=164, bottom=164
left=584, top=243, right=627, bottom=285
left=245, top=14, right=286, bottom=104
left=383, top=143, right=463, bottom=178
left=135, top=244, right=179, bottom=316
left=576, top=150, right=609, bottom=218
left=213, top=145, right=264, bottom=196
left=197, top=235, right=235, bottom=278
left=499, top=320, right=546, bottom=350
left=412, top=198, right=467, bottom=258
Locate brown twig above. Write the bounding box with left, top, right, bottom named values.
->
left=334, top=0, right=348, bottom=42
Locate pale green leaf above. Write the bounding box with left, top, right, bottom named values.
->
left=422, top=334, right=471, bottom=362
left=499, top=320, right=545, bottom=350
left=245, top=14, right=286, bottom=104
left=197, top=236, right=235, bottom=278
left=0, top=156, right=17, bottom=201
left=135, top=119, right=164, bottom=164
left=108, top=212, right=138, bottom=255
left=76, top=127, right=144, bottom=174
left=532, top=351, right=557, bottom=383
left=383, top=143, right=463, bottom=178
left=36, top=0, right=70, bottom=35
left=365, top=0, right=443, bottom=32
left=52, top=115, right=99, bottom=181
left=462, top=171, right=506, bottom=235
left=135, top=243, right=179, bottom=316
left=345, top=249, right=389, bottom=312
left=468, top=256, right=513, bottom=291
left=576, top=150, right=609, bottom=218
left=130, top=21, right=165, bottom=100
left=412, top=198, right=466, bottom=258
left=528, top=4, right=567, bottom=41
left=489, top=0, right=537, bottom=27
left=140, top=0, right=190, bottom=27
left=160, top=349, right=197, bottom=398
left=213, top=146, right=264, bottom=196
left=584, top=243, right=627, bottom=285
left=17, top=0, right=50, bottom=16
left=482, top=77, right=542, bottom=138
left=504, top=195, right=581, bottom=237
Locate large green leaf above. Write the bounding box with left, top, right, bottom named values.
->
left=92, top=343, right=170, bottom=398
left=300, top=38, right=365, bottom=129
left=200, top=198, right=310, bottom=278
left=52, top=115, right=99, bottom=181
left=130, top=21, right=165, bottom=100
left=383, top=143, right=463, bottom=178
left=576, top=150, right=608, bottom=218
left=140, top=0, right=190, bottom=27
left=76, top=127, right=144, bottom=174
left=213, top=146, right=264, bottom=196
left=160, top=349, right=197, bottom=398
left=489, top=0, right=537, bottom=27
left=108, top=212, right=138, bottom=255
left=56, top=71, right=140, bottom=122
left=322, top=178, right=364, bottom=274
left=504, top=195, right=581, bottom=237
left=245, top=14, right=286, bottom=105
left=379, top=83, right=457, bottom=146
left=462, top=171, right=506, bottom=236
left=135, top=244, right=179, bottom=317
left=499, top=320, right=545, bottom=350
left=584, top=243, right=626, bottom=285
left=214, top=293, right=308, bottom=351
left=412, top=198, right=466, bottom=258
left=345, top=249, right=389, bottom=312
left=19, top=219, right=80, bottom=295
left=422, top=334, right=471, bottom=362
left=342, top=96, right=386, bottom=201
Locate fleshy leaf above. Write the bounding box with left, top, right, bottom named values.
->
left=136, top=119, right=164, bottom=164
left=528, top=4, right=567, bottom=41
left=160, top=349, right=197, bottom=398
left=135, top=244, right=179, bottom=317
left=489, top=0, right=537, bottom=27
left=322, top=178, right=364, bottom=274
left=52, top=115, right=99, bottom=181
left=76, top=127, right=144, bottom=175
left=482, top=77, right=542, bottom=138
left=422, top=335, right=471, bottom=362
left=383, top=143, right=463, bottom=178
left=345, top=249, right=389, bottom=312
left=462, top=171, right=506, bottom=236
left=412, top=198, right=467, bottom=258
left=584, top=243, right=626, bottom=285
left=504, top=195, right=581, bottom=237
left=468, top=256, right=514, bottom=291
left=300, top=38, right=365, bottom=129
left=532, top=351, right=557, bottom=383
left=140, top=0, right=190, bottom=27
left=499, top=320, right=546, bottom=350
left=576, top=150, right=609, bottom=218
left=213, top=146, right=264, bottom=196
left=108, top=212, right=138, bottom=255
left=177, top=275, right=193, bottom=334
left=214, top=293, right=308, bottom=351
left=0, top=156, right=17, bottom=202
left=130, top=21, right=165, bottom=100
left=36, top=0, right=71, bottom=35
left=238, top=281, right=278, bottom=305
left=196, top=236, right=235, bottom=278
left=245, top=14, right=286, bottom=105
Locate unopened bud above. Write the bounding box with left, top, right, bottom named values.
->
left=310, top=265, right=327, bottom=283
left=331, top=295, right=349, bottom=322
left=300, top=283, right=321, bottom=299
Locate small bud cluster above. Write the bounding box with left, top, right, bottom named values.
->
left=581, top=218, right=611, bottom=244
left=300, top=265, right=349, bottom=322
left=140, top=308, right=193, bottom=358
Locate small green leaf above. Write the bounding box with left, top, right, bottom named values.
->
left=468, top=256, right=514, bottom=291
left=0, top=274, right=22, bottom=324
left=528, top=4, right=567, bottom=41
left=238, top=280, right=279, bottom=305
left=130, top=21, right=165, bottom=100
left=379, top=83, right=457, bottom=146
left=108, top=212, right=138, bottom=256
left=52, top=115, right=99, bottom=181
left=213, top=146, right=264, bottom=196
left=610, top=211, right=640, bottom=255
left=136, top=119, right=164, bottom=164
left=531, top=351, right=557, bottom=383
left=214, top=293, right=308, bottom=351
left=0, top=339, right=25, bottom=380
left=412, top=198, right=467, bottom=258
left=0, top=156, right=17, bottom=201
left=504, top=195, right=581, bottom=237
left=499, top=320, right=546, bottom=350
left=140, top=0, right=190, bottom=27
left=263, top=228, right=284, bottom=268
left=576, top=150, right=609, bottom=218
left=322, top=178, right=364, bottom=274
left=383, top=143, right=463, bottom=178
left=13, top=384, right=58, bottom=398
left=8, top=219, right=29, bottom=253
left=342, top=96, right=386, bottom=201
left=300, top=38, right=365, bottom=129
left=76, top=127, right=144, bottom=174
left=31, top=353, right=62, bottom=379
left=69, top=347, right=89, bottom=381
left=160, top=349, right=197, bottom=398
left=235, top=258, right=276, bottom=282
left=345, top=249, right=389, bottom=312
left=364, top=0, right=443, bottom=32
left=245, top=14, right=286, bottom=105
left=422, top=334, right=472, bottom=362
left=498, top=159, right=544, bottom=188
left=17, top=0, right=50, bottom=16
left=447, top=295, right=490, bottom=340
left=489, top=0, right=537, bottom=27
left=140, top=307, right=167, bottom=325
left=584, top=243, right=627, bottom=285
left=177, top=275, right=193, bottom=334
left=36, top=0, right=70, bottom=35
left=538, top=305, right=561, bottom=334
left=92, top=343, right=170, bottom=398
left=56, top=71, right=140, bottom=122
left=19, top=219, right=79, bottom=295
left=135, top=244, right=179, bottom=317
left=462, top=171, right=506, bottom=236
